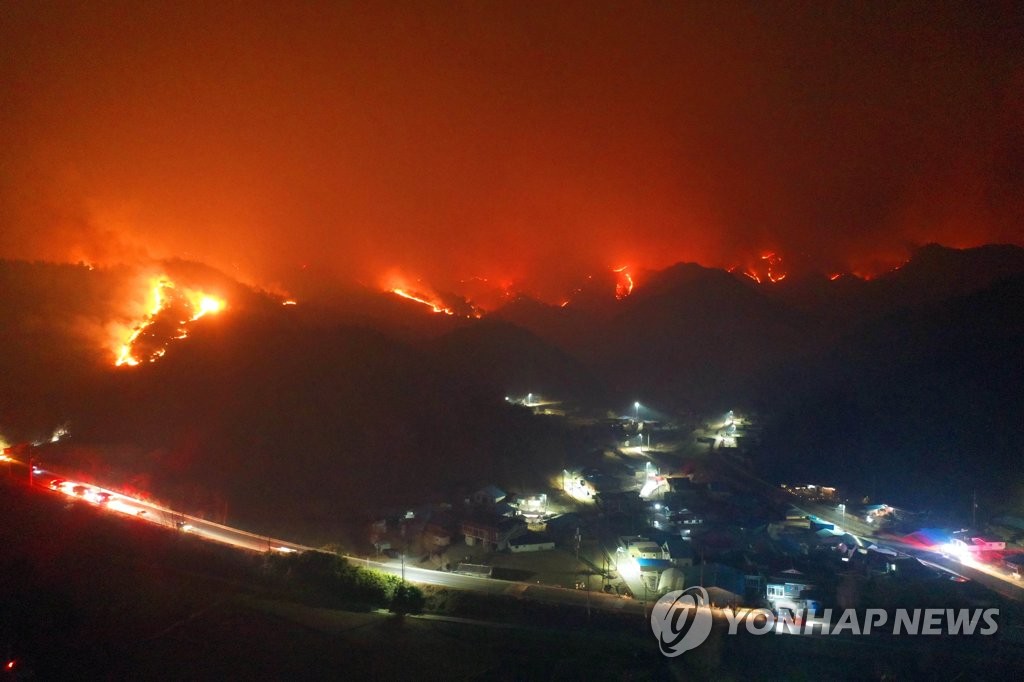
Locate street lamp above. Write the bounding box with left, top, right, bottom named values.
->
left=634, top=401, right=640, bottom=422
left=838, top=503, right=846, bottom=523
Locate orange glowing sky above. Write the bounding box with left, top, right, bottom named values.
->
left=1, top=3, right=1021, bottom=301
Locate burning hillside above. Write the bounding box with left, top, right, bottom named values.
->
left=382, top=272, right=482, bottom=318
left=114, top=277, right=227, bottom=367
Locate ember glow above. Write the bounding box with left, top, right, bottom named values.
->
left=453, top=276, right=519, bottom=311
left=114, top=277, right=227, bottom=367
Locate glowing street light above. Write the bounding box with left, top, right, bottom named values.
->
left=634, top=401, right=640, bottom=422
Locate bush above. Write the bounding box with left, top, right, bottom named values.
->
left=390, top=583, right=425, bottom=614
left=263, top=551, right=409, bottom=610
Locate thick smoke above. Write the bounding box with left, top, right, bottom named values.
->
left=1, top=3, right=1021, bottom=298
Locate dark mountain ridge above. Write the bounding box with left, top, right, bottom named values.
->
left=2, top=243, right=1023, bottom=525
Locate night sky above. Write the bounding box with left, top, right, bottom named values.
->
left=2, top=2, right=1021, bottom=298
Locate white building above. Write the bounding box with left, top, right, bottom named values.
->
left=766, top=569, right=819, bottom=616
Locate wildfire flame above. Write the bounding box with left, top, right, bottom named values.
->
left=391, top=288, right=456, bottom=315
left=187, top=293, right=225, bottom=321
left=383, top=270, right=483, bottom=317
left=613, top=265, right=634, bottom=299
left=115, top=277, right=227, bottom=367
left=732, top=252, right=788, bottom=285
left=760, top=252, right=787, bottom=283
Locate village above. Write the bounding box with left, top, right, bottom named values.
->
left=361, top=403, right=1024, bottom=623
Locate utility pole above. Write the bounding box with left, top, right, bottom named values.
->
left=586, top=576, right=591, bottom=620
left=400, top=522, right=407, bottom=584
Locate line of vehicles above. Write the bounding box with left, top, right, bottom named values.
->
left=42, top=476, right=191, bottom=528
left=35, top=469, right=304, bottom=553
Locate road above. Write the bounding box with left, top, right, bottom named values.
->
left=363, top=557, right=644, bottom=616
left=22, top=461, right=644, bottom=617
left=34, top=466, right=308, bottom=554
left=713, top=451, right=1024, bottom=602
left=28, top=450, right=1023, bottom=618
left=803, top=501, right=1024, bottom=602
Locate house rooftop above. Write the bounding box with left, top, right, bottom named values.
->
left=636, top=558, right=674, bottom=571
left=475, top=484, right=506, bottom=500
left=662, top=538, right=695, bottom=558
left=508, top=531, right=553, bottom=547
